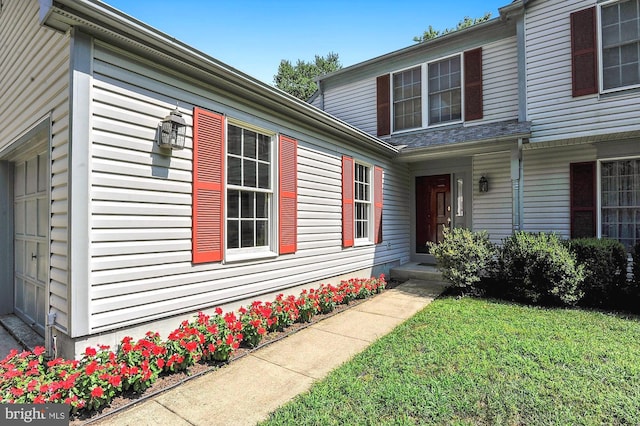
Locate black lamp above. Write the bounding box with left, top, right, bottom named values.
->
left=158, top=107, right=187, bottom=150
left=479, top=175, right=489, bottom=193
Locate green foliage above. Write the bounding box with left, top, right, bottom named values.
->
left=413, top=13, right=492, bottom=43
left=497, top=232, right=585, bottom=306
left=427, top=227, right=496, bottom=292
left=567, top=238, right=628, bottom=309
left=263, top=297, right=640, bottom=425
left=273, top=52, right=341, bottom=100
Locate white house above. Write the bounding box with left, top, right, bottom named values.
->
left=0, top=0, right=409, bottom=359
left=1, top=0, right=638, bottom=359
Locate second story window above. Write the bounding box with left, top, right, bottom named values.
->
left=601, top=0, right=640, bottom=90
left=393, top=66, right=422, bottom=131
left=428, top=56, right=462, bottom=124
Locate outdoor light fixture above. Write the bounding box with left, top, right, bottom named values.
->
left=479, top=175, right=489, bottom=193
left=158, top=107, right=187, bottom=150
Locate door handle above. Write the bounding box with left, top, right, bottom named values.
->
left=31, top=253, right=37, bottom=260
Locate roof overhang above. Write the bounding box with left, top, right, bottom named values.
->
left=38, top=0, right=397, bottom=156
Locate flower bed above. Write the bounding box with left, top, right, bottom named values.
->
left=0, top=275, right=386, bottom=416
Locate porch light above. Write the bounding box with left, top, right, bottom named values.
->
left=479, top=175, right=489, bottom=193
left=158, top=107, right=186, bottom=150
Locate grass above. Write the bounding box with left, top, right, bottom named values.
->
left=261, top=297, right=640, bottom=425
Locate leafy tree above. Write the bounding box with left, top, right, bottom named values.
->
left=274, top=52, right=341, bottom=100
left=414, top=13, right=492, bottom=43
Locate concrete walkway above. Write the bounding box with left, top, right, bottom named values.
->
left=93, top=279, right=447, bottom=426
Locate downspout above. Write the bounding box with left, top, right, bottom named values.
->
left=511, top=138, right=524, bottom=232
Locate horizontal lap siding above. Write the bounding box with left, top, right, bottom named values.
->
left=0, top=0, right=70, bottom=332
left=322, top=78, right=377, bottom=136
left=526, top=0, right=640, bottom=143
left=522, top=145, right=596, bottom=237
left=473, top=151, right=512, bottom=244
left=482, top=37, right=519, bottom=122
left=89, top=44, right=409, bottom=332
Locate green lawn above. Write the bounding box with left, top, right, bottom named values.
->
left=262, top=297, right=640, bottom=425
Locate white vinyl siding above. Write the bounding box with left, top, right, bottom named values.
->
left=89, top=42, right=409, bottom=332
left=526, top=0, right=640, bottom=143
left=322, top=78, right=377, bottom=136
left=522, top=144, right=597, bottom=237
left=0, top=0, right=70, bottom=333
left=472, top=151, right=513, bottom=243
left=482, top=36, right=519, bottom=122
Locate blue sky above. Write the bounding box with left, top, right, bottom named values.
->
left=105, top=0, right=509, bottom=85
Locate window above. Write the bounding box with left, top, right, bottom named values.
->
left=392, top=67, right=422, bottom=131
left=192, top=107, right=297, bottom=264
left=354, top=163, right=371, bottom=240
left=601, top=158, right=640, bottom=249
left=429, top=56, right=462, bottom=124
left=226, top=124, right=272, bottom=250
left=601, top=0, right=640, bottom=90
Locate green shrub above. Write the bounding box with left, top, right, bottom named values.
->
left=428, top=227, right=497, bottom=293
left=497, top=232, right=584, bottom=306
left=567, top=238, right=628, bottom=309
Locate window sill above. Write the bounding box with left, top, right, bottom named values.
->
left=354, top=239, right=375, bottom=247
left=224, top=249, right=278, bottom=264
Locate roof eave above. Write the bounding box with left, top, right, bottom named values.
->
left=40, top=0, right=397, bottom=155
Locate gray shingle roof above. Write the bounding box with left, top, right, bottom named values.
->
left=391, top=119, right=531, bottom=150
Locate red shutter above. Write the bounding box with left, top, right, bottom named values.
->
left=376, top=75, right=391, bottom=136
left=570, top=161, right=596, bottom=238
left=279, top=135, right=297, bottom=254
left=464, top=48, right=483, bottom=121
left=192, top=107, right=225, bottom=263
left=571, top=7, right=598, bottom=97
left=342, top=156, right=354, bottom=248
left=374, top=166, right=384, bottom=244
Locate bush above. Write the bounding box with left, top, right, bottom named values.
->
left=428, top=227, right=497, bottom=293
left=567, top=238, right=628, bottom=309
left=497, top=232, right=584, bottom=306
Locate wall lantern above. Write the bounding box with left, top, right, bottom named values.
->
left=158, top=107, right=186, bottom=150
left=479, top=175, right=489, bottom=193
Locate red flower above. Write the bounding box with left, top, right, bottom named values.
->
left=33, top=346, right=46, bottom=356
left=108, top=375, right=122, bottom=387
left=10, top=387, right=24, bottom=397
left=91, top=386, right=104, bottom=398
left=257, top=327, right=267, bottom=335
left=215, top=307, right=223, bottom=315
left=85, top=347, right=97, bottom=357
left=85, top=360, right=98, bottom=375
left=156, top=358, right=165, bottom=369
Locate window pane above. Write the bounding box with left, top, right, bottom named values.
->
left=228, top=190, right=239, bottom=218
left=244, top=159, right=257, bottom=187
left=228, top=125, right=242, bottom=155
left=258, top=134, right=270, bottom=161
left=428, top=56, right=461, bottom=124
left=227, top=220, right=239, bottom=248
left=256, top=192, right=268, bottom=218
left=601, top=1, right=640, bottom=90
left=256, top=220, right=268, bottom=246
left=241, top=191, right=254, bottom=218
left=241, top=220, right=254, bottom=247
left=258, top=163, right=270, bottom=189
left=601, top=158, right=640, bottom=249
left=228, top=157, right=242, bottom=186
left=243, top=130, right=256, bottom=159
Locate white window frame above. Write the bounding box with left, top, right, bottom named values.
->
left=389, top=53, right=465, bottom=134
left=354, top=161, right=374, bottom=245
left=391, top=65, right=423, bottom=133
left=598, top=0, right=640, bottom=94
left=596, top=155, right=640, bottom=249
left=225, top=119, right=278, bottom=262
left=426, top=53, right=464, bottom=127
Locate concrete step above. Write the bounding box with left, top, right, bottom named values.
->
left=390, top=262, right=449, bottom=285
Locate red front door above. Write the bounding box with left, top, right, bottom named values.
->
left=416, top=175, right=451, bottom=253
